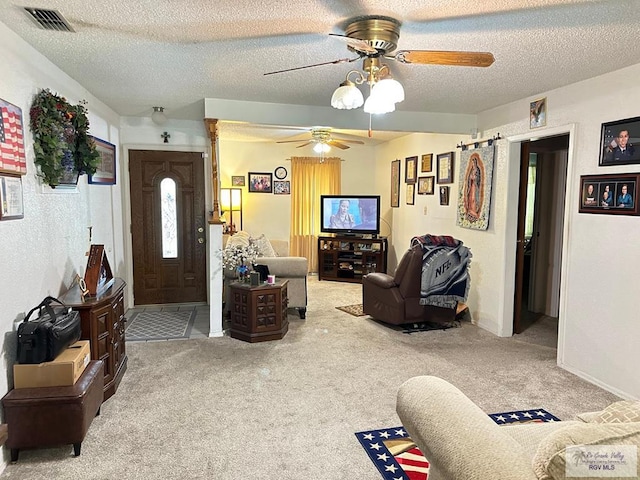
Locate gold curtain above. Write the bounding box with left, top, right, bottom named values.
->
left=290, top=157, right=341, bottom=272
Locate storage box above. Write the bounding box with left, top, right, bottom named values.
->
left=13, top=340, right=91, bottom=389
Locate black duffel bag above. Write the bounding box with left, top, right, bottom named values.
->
left=16, top=296, right=82, bottom=364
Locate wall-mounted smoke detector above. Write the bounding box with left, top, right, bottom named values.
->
left=23, top=8, right=75, bottom=32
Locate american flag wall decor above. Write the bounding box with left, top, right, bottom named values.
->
left=0, top=98, right=27, bottom=175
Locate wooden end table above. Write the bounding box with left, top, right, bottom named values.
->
left=229, top=280, right=289, bottom=343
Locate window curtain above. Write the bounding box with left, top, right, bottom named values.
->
left=290, top=157, right=341, bottom=273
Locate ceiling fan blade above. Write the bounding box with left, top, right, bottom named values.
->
left=295, top=141, right=314, bottom=148
left=264, top=57, right=359, bottom=76
left=276, top=139, right=308, bottom=144
left=392, top=50, right=495, bottom=67
left=327, top=140, right=350, bottom=150
left=330, top=138, right=365, bottom=144
left=328, top=33, right=378, bottom=55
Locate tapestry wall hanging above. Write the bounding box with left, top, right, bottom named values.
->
left=456, top=144, right=495, bottom=230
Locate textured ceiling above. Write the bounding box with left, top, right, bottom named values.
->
left=2, top=0, right=640, bottom=141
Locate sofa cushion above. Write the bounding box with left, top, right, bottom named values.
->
left=532, top=422, right=640, bottom=479
left=250, top=234, right=277, bottom=257
left=589, top=400, right=640, bottom=424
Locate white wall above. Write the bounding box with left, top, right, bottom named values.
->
left=0, top=22, right=123, bottom=405
left=377, top=63, right=640, bottom=400
left=475, top=63, right=640, bottom=400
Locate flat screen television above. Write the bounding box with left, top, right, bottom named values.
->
left=320, top=195, right=381, bottom=236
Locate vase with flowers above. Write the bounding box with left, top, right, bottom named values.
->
left=221, top=243, right=259, bottom=282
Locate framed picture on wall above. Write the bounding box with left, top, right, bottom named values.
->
left=232, top=175, right=245, bottom=186
left=406, top=184, right=415, bottom=205
left=273, top=180, right=290, bottom=195
left=0, top=174, right=24, bottom=220
left=88, top=136, right=116, bottom=185
left=391, top=159, right=400, bottom=208
left=599, top=116, right=640, bottom=166
left=0, top=98, right=27, bottom=176
left=437, top=152, right=454, bottom=184
left=420, top=154, right=433, bottom=173
left=417, top=176, right=435, bottom=195
left=578, top=173, right=639, bottom=215
left=405, top=156, right=417, bottom=183
left=439, top=186, right=450, bottom=205
left=248, top=172, right=273, bottom=193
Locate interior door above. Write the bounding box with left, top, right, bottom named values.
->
left=129, top=150, right=207, bottom=305
left=513, top=141, right=531, bottom=334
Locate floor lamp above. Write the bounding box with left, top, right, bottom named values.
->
left=220, top=188, right=242, bottom=234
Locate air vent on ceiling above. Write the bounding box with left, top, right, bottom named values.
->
left=24, top=8, right=75, bottom=32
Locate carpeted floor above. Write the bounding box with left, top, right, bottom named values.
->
left=0, top=277, right=619, bottom=480
left=357, top=409, right=561, bottom=480
left=125, top=309, right=195, bottom=341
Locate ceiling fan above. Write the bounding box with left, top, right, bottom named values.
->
left=276, top=127, right=365, bottom=150
left=264, top=15, right=495, bottom=76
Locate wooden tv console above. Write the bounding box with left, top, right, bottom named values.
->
left=318, top=236, right=387, bottom=283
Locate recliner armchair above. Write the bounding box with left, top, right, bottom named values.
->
left=362, top=242, right=457, bottom=326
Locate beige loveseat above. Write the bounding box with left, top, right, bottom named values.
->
left=223, top=232, right=308, bottom=318
left=396, top=376, right=640, bottom=480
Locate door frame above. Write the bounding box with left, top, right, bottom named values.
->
left=502, top=124, right=577, bottom=361
left=120, top=144, right=211, bottom=309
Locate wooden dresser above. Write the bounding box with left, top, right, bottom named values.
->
left=60, top=277, right=127, bottom=401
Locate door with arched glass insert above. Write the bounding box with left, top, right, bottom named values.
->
left=129, top=150, right=207, bottom=304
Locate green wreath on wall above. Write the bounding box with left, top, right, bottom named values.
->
left=29, top=89, right=100, bottom=187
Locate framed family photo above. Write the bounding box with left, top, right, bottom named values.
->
left=248, top=172, right=272, bottom=193
left=599, top=116, right=640, bottom=166
left=578, top=173, right=639, bottom=215
left=273, top=180, right=290, bottom=195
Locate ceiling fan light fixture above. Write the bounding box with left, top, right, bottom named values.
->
left=151, top=106, right=167, bottom=125
left=363, top=93, right=395, bottom=114
left=372, top=77, right=405, bottom=104
left=331, top=81, right=364, bottom=110
left=313, top=142, right=331, bottom=153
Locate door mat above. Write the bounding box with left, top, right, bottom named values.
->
left=335, top=304, right=366, bottom=317
left=356, top=409, right=560, bottom=480
left=126, top=310, right=196, bottom=341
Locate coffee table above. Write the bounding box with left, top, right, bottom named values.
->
left=229, top=280, right=289, bottom=342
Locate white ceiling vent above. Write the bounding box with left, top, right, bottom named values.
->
left=23, top=8, right=74, bottom=32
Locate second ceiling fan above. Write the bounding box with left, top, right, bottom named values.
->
left=277, top=127, right=364, bottom=151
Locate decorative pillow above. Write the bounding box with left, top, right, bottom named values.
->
left=226, top=231, right=250, bottom=248
left=532, top=422, right=640, bottom=480
left=250, top=234, right=277, bottom=257
left=592, top=400, right=640, bottom=424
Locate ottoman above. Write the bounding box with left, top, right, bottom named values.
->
left=2, top=360, right=104, bottom=462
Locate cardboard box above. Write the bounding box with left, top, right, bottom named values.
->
left=13, top=340, right=91, bottom=389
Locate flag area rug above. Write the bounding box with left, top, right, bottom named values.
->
left=356, top=409, right=560, bottom=480
left=126, top=310, right=195, bottom=341
left=335, top=304, right=366, bottom=317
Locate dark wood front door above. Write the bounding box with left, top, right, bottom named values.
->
left=129, top=150, right=207, bottom=305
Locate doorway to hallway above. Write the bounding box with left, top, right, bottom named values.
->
left=513, top=134, right=569, bottom=335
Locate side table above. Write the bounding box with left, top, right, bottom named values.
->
left=230, top=280, right=289, bottom=342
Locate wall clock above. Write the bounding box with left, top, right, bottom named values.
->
left=274, top=166, right=287, bottom=180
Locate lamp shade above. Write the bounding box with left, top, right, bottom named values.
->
left=331, top=84, right=364, bottom=110
left=220, top=188, right=242, bottom=211
left=372, top=78, right=405, bottom=104
left=151, top=106, right=167, bottom=125
left=313, top=142, right=331, bottom=154
left=363, top=93, right=396, bottom=114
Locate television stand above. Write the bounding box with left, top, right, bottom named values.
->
left=318, top=235, right=388, bottom=283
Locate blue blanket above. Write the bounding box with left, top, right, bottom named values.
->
left=411, top=235, right=472, bottom=309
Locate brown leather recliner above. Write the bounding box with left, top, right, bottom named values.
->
left=362, top=243, right=456, bottom=326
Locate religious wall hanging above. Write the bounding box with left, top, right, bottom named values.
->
left=456, top=144, right=496, bottom=230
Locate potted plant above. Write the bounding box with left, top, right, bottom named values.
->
left=29, top=89, right=100, bottom=187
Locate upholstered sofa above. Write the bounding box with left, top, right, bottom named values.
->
left=223, top=232, right=308, bottom=318
left=396, top=376, right=640, bottom=480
